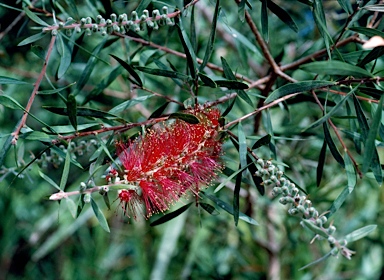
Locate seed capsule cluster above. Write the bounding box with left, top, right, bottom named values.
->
left=45, top=7, right=175, bottom=36
left=255, top=159, right=355, bottom=260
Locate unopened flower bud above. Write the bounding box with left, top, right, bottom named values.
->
left=110, top=13, right=117, bottom=22
left=328, top=236, right=336, bottom=244
left=327, top=225, right=336, bottom=235
left=83, top=193, right=91, bottom=203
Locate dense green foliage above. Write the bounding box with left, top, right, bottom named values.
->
left=1, top=0, right=384, bottom=279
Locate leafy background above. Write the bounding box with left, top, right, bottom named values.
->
left=0, top=0, right=383, bottom=279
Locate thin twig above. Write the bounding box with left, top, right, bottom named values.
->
left=310, top=90, right=362, bottom=177
left=224, top=92, right=300, bottom=129
left=11, top=35, right=57, bottom=145
left=52, top=116, right=168, bottom=144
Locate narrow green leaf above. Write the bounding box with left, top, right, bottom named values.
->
left=38, top=170, right=61, bottom=190
left=154, top=60, right=183, bottom=87
left=214, top=162, right=251, bottom=193
left=0, top=76, right=31, bottom=85
left=200, top=0, right=220, bottom=71
left=203, top=193, right=258, bottom=225
left=323, top=122, right=345, bottom=167
left=263, top=110, right=276, bottom=159
left=31, top=45, right=46, bottom=60
left=0, top=95, right=24, bottom=110
left=135, top=66, right=190, bottom=82
left=51, top=145, right=83, bottom=169
left=57, top=34, right=72, bottom=79
left=94, top=133, right=117, bottom=167
left=0, top=3, right=23, bottom=12
left=357, top=46, right=384, bottom=68
left=300, top=61, right=373, bottom=77
left=108, top=95, right=153, bottom=115
left=233, top=164, right=242, bottom=226
left=190, top=5, right=197, bottom=54
left=304, top=86, right=357, bottom=131
left=349, top=27, right=384, bottom=38
left=344, top=225, right=377, bottom=243
left=75, top=39, right=107, bottom=93
left=252, top=134, right=271, bottom=150
left=353, top=94, right=369, bottom=141
left=317, top=140, right=327, bottom=187
left=24, top=7, right=49, bottom=26
left=110, top=54, right=143, bottom=87
left=326, top=153, right=356, bottom=218
left=246, top=156, right=265, bottom=195
left=312, top=0, right=332, bottom=58
left=345, top=152, right=357, bottom=190
left=91, top=198, right=110, bottom=232
left=299, top=252, right=333, bottom=271
left=82, top=66, right=123, bottom=105
left=337, top=0, right=353, bottom=13
left=267, top=0, right=298, bottom=32
left=102, top=193, right=111, bottom=210
left=135, top=0, right=152, bottom=15
left=175, top=16, right=198, bottom=79
left=150, top=203, right=193, bottom=226
left=59, top=144, right=72, bottom=191
left=66, top=94, right=77, bottom=131
left=199, top=202, right=220, bottom=215
left=265, top=81, right=334, bottom=104
left=326, top=185, right=351, bottom=218
left=363, top=95, right=384, bottom=178
left=221, top=57, right=253, bottom=106
left=363, top=4, right=384, bottom=12
left=169, top=112, right=199, bottom=124
left=261, top=0, right=269, bottom=42
left=238, top=0, right=246, bottom=22
left=149, top=102, right=169, bottom=119
left=43, top=106, right=117, bottom=120
left=66, top=197, right=77, bottom=218
left=301, top=219, right=328, bottom=239
left=222, top=96, right=237, bottom=117
left=18, top=32, right=48, bottom=46
left=238, top=122, right=247, bottom=171
left=38, top=83, right=76, bottom=95
left=215, top=80, right=249, bottom=90
left=198, top=73, right=217, bottom=88
left=22, top=131, right=57, bottom=142
left=42, top=123, right=100, bottom=134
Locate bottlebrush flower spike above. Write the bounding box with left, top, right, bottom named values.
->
left=116, top=108, right=223, bottom=218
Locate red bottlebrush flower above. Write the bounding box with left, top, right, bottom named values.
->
left=115, top=108, right=223, bottom=218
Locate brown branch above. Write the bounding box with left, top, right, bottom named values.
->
left=243, top=10, right=296, bottom=83
left=281, top=35, right=363, bottom=72
left=11, top=35, right=57, bottom=145
left=114, top=32, right=254, bottom=84
left=52, top=116, right=168, bottom=144
left=224, top=92, right=300, bottom=129
left=0, top=0, right=38, bottom=42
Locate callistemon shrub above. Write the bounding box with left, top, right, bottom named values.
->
left=113, top=108, right=223, bottom=218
